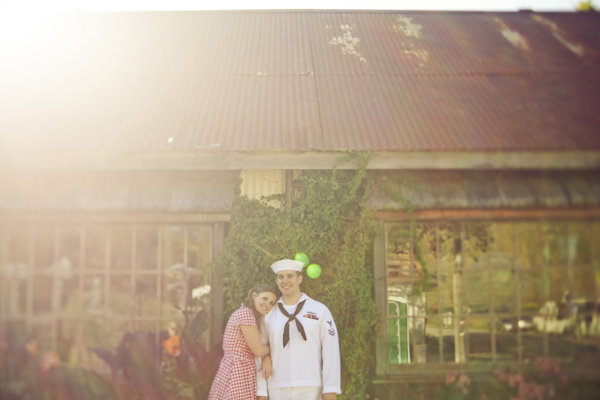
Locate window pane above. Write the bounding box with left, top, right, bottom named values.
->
left=433, top=223, right=457, bottom=363
left=83, top=274, right=106, bottom=316
left=135, top=274, right=158, bottom=317
left=187, top=226, right=212, bottom=311
left=136, top=226, right=158, bottom=271
left=2, top=227, right=29, bottom=317
left=388, top=301, right=410, bottom=363
left=541, top=222, right=573, bottom=359
left=33, top=227, right=54, bottom=271
left=110, top=227, right=132, bottom=271
left=386, top=223, right=430, bottom=364
left=386, top=223, right=413, bottom=364
left=84, top=227, right=108, bottom=271
left=161, top=226, right=212, bottom=313
left=462, top=222, right=494, bottom=362
left=417, top=223, right=445, bottom=364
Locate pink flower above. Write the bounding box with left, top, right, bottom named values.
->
left=535, top=357, right=567, bottom=383
left=507, top=372, right=525, bottom=389
left=445, top=370, right=460, bottom=385
left=41, top=351, right=60, bottom=373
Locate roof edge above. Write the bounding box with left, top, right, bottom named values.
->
left=2, top=150, right=599, bottom=171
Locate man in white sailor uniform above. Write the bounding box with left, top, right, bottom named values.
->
left=257, top=259, right=341, bottom=400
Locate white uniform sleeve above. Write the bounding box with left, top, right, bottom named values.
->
left=256, top=358, right=268, bottom=396
left=320, top=305, right=342, bottom=394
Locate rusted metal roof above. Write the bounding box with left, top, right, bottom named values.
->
left=0, top=10, right=599, bottom=158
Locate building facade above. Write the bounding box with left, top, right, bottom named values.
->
left=1, top=9, right=600, bottom=395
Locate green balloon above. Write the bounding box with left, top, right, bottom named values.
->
left=306, top=263, right=321, bottom=279
left=294, top=252, right=310, bottom=267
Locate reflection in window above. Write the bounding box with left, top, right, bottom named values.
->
left=383, top=220, right=600, bottom=370
left=0, top=223, right=214, bottom=365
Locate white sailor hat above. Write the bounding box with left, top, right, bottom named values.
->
left=270, top=259, right=304, bottom=274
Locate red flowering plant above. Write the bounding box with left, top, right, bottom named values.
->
left=492, top=357, right=568, bottom=400
left=436, top=370, right=473, bottom=400
left=435, top=357, right=570, bottom=400
left=163, top=335, right=181, bottom=358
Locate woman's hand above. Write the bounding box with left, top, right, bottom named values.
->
left=260, top=354, right=273, bottom=379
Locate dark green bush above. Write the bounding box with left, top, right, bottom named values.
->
left=212, top=156, right=378, bottom=399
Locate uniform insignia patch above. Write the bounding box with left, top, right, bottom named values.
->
left=327, top=320, right=335, bottom=335
left=303, top=311, right=319, bottom=320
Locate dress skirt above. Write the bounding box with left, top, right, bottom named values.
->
left=208, top=353, right=257, bottom=400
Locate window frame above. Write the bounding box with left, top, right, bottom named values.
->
left=0, top=212, right=227, bottom=358
left=374, top=209, right=600, bottom=377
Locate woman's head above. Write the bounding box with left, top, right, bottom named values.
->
left=244, top=283, right=278, bottom=316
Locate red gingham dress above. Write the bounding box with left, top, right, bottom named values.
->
left=208, top=305, right=258, bottom=400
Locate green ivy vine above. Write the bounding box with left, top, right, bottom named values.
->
left=211, top=153, right=378, bottom=399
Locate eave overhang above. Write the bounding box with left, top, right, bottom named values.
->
left=2, top=150, right=599, bottom=171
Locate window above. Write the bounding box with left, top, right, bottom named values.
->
left=377, top=219, right=600, bottom=373
left=0, top=222, right=216, bottom=364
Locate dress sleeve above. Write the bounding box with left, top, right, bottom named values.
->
left=238, top=306, right=257, bottom=327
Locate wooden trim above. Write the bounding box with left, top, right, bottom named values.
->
left=210, top=222, right=226, bottom=348
left=373, top=364, right=600, bottom=384
left=2, top=150, right=599, bottom=171
left=26, top=228, right=34, bottom=331
left=373, top=227, right=388, bottom=376
left=0, top=229, right=7, bottom=339
left=375, top=208, right=600, bottom=221
left=0, top=212, right=230, bottom=224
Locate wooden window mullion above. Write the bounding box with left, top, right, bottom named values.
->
left=435, top=223, right=444, bottom=363
left=130, top=226, right=137, bottom=331
left=488, top=223, right=497, bottom=362
left=156, top=226, right=163, bottom=348
left=0, top=228, right=8, bottom=339
left=512, top=223, right=523, bottom=363
left=51, top=227, right=61, bottom=350
left=26, top=227, right=35, bottom=331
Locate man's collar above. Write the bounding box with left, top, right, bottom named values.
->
left=278, top=293, right=307, bottom=306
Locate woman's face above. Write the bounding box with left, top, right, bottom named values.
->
left=252, top=291, right=277, bottom=315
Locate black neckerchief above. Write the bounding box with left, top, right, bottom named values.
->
left=278, top=299, right=307, bottom=347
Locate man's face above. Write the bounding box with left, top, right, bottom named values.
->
left=276, top=270, right=302, bottom=297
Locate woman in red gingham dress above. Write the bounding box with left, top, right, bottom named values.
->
left=208, top=284, right=277, bottom=400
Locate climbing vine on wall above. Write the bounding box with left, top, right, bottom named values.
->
left=211, top=153, right=378, bottom=399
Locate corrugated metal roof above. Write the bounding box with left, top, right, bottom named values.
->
left=0, top=10, right=599, bottom=157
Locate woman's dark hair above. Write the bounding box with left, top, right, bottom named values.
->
left=243, top=283, right=278, bottom=317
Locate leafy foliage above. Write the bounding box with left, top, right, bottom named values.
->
left=576, top=0, right=596, bottom=11
left=212, top=154, right=378, bottom=399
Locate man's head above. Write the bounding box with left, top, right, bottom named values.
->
left=271, top=259, right=304, bottom=299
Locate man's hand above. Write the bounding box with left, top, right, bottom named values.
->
left=322, top=393, right=337, bottom=400
left=257, top=397, right=268, bottom=400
